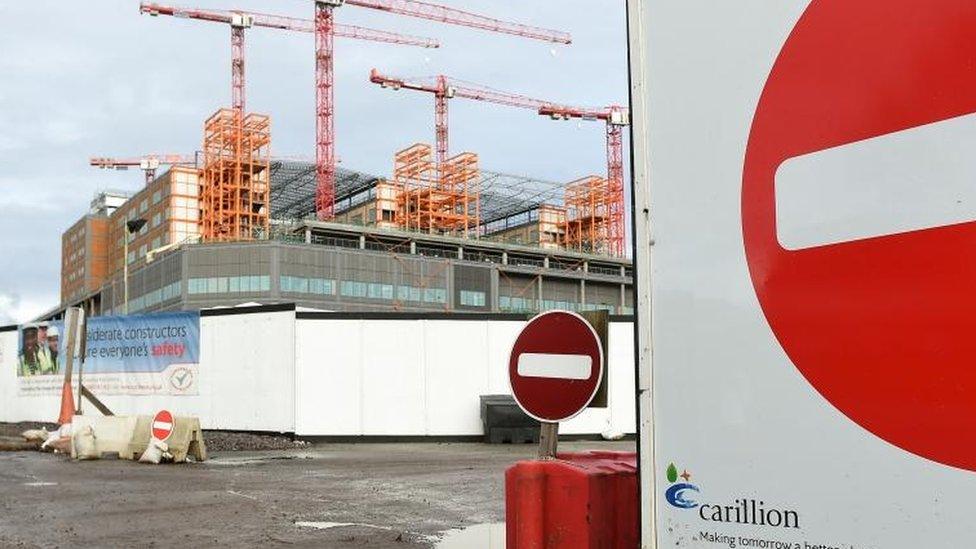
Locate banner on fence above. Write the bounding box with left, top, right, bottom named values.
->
left=16, top=311, right=200, bottom=396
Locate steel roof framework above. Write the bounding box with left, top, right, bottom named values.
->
left=268, top=160, right=565, bottom=229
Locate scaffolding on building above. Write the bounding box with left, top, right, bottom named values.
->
left=562, top=175, right=610, bottom=255
left=201, top=108, right=271, bottom=241
left=538, top=204, right=568, bottom=250
left=393, top=143, right=480, bottom=238
left=265, top=156, right=627, bottom=256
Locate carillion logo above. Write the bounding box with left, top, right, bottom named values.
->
left=664, top=463, right=800, bottom=529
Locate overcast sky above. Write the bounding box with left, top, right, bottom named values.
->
left=0, top=1, right=629, bottom=324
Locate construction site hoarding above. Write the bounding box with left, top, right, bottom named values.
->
left=15, top=312, right=200, bottom=396
left=0, top=309, right=634, bottom=435
left=630, top=0, right=976, bottom=547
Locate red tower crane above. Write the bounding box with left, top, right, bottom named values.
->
left=539, top=104, right=630, bottom=257
left=90, top=154, right=198, bottom=186
left=304, top=0, right=572, bottom=220
left=140, top=2, right=439, bottom=115
left=369, top=68, right=553, bottom=166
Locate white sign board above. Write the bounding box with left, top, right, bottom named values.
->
left=629, top=1, right=976, bottom=547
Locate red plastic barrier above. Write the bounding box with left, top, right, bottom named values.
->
left=505, top=450, right=638, bottom=549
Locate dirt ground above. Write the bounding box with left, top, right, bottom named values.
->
left=0, top=435, right=635, bottom=548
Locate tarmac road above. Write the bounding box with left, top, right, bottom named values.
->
left=0, top=440, right=635, bottom=548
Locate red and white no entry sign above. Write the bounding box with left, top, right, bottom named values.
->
left=152, top=410, right=174, bottom=441
left=743, top=0, right=976, bottom=471
left=508, top=311, right=604, bottom=423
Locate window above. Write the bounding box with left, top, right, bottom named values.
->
left=309, top=278, right=334, bottom=295
left=138, top=244, right=147, bottom=258
left=340, top=281, right=368, bottom=298
left=460, top=290, right=486, bottom=307
left=500, top=296, right=534, bottom=312
left=282, top=276, right=335, bottom=295
left=367, top=283, right=394, bottom=300
left=152, top=212, right=162, bottom=228
left=282, top=276, right=309, bottom=293
left=423, top=288, right=447, bottom=304
left=152, top=190, right=162, bottom=205
left=397, top=286, right=421, bottom=302
left=189, top=275, right=270, bottom=294
left=139, top=199, right=148, bottom=214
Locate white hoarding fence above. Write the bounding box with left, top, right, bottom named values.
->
left=0, top=309, right=636, bottom=439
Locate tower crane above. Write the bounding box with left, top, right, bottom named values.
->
left=369, top=68, right=553, bottom=166
left=539, top=104, right=630, bottom=257
left=299, top=0, right=572, bottom=220
left=140, top=2, right=440, bottom=115
left=90, top=154, right=198, bottom=186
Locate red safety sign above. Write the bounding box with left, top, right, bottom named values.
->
left=152, top=409, right=174, bottom=441
left=742, top=0, right=976, bottom=471
left=508, top=311, right=604, bottom=423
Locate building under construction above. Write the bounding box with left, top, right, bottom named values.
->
left=53, top=147, right=632, bottom=320
left=46, top=0, right=632, bottom=321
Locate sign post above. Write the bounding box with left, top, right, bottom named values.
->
left=508, top=310, right=604, bottom=459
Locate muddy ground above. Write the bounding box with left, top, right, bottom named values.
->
left=0, top=436, right=635, bottom=548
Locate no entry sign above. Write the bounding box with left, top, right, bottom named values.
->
left=508, top=311, right=604, bottom=423
left=633, top=0, right=976, bottom=546
left=152, top=410, right=174, bottom=441
left=742, top=0, right=976, bottom=472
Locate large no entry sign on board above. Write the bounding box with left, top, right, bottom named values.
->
left=742, top=0, right=976, bottom=472
left=635, top=0, right=976, bottom=547
left=508, top=311, right=603, bottom=423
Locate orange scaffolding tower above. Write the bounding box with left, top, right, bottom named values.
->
left=393, top=143, right=480, bottom=238
left=562, top=175, right=611, bottom=255
left=538, top=204, right=568, bottom=250
left=201, top=108, right=271, bottom=242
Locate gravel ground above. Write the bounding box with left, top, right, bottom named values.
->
left=203, top=430, right=309, bottom=452
left=0, top=422, right=308, bottom=452
left=0, top=421, right=58, bottom=438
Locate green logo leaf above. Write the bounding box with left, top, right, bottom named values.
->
left=666, top=463, right=678, bottom=483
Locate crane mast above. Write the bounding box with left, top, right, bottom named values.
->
left=307, top=0, right=571, bottom=220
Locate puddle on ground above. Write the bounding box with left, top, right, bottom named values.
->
left=295, top=521, right=358, bottom=530
left=22, top=482, right=58, bottom=487
left=435, top=523, right=505, bottom=549
left=208, top=454, right=313, bottom=466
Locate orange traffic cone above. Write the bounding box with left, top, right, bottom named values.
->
left=57, top=381, right=75, bottom=426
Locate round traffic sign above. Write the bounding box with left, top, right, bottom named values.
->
left=508, top=311, right=604, bottom=423
left=743, top=0, right=976, bottom=470
left=152, top=410, right=174, bottom=441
